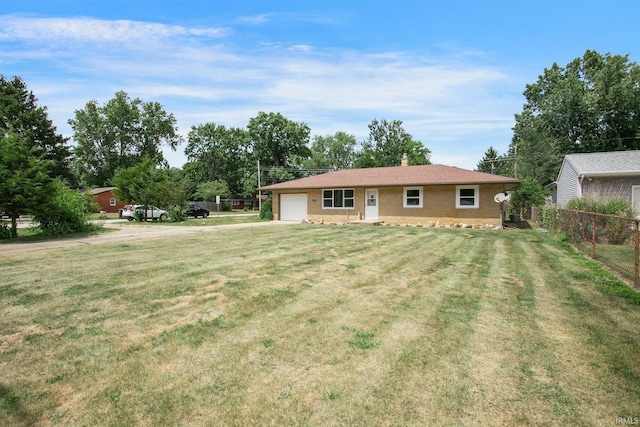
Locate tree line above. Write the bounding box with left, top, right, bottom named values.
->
left=0, top=75, right=432, bottom=236
left=2, top=49, right=638, bottom=235
left=475, top=50, right=640, bottom=213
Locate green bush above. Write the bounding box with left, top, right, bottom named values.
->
left=567, top=196, right=634, bottom=217
left=133, top=210, right=144, bottom=222
left=510, top=178, right=549, bottom=219
left=540, top=205, right=561, bottom=231
left=566, top=196, right=634, bottom=245
left=31, top=181, right=101, bottom=236
left=167, top=205, right=188, bottom=222
left=260, top=197, right=273, bottom=220
left=0, top=222, right=11, bottom=240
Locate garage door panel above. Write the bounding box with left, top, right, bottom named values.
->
left=281, top=193, right=307, bottom=221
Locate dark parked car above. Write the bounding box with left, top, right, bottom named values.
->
left=187, top=203, right=209, bottom=218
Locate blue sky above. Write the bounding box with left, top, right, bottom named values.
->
left=1, top=0, right=638, bottom=170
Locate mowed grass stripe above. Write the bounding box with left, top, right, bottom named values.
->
left=202, top=228, right=481, bottom=426
left=1, top=226, right=640, bottom=426
left=531, top=240, right=640, bottom=421
left=354, top=231, right=497, bottom=425
left=465, top=233, right=580, bottom=425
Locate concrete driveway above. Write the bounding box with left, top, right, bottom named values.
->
left=0, top=220, right=294, bottom=254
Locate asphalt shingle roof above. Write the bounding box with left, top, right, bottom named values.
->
left=260, top=164, right=520, bottom=190
left=90, top=187, right=116, bottom=195
left=565, top=150, right=640, bottom=175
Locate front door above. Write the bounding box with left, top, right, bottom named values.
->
left=365, top=189, right=378, bottom=220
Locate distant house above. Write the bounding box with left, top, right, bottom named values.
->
left=90, top=187, right=126, bottom=213
left=259, top=159, right=520, bottom=227
left=552, top=150, right=640, bottom=215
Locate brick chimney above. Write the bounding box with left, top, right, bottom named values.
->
left=401, top=154, right=409, bottom=167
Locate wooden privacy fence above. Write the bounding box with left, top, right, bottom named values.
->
left=542, top=208, right=639, bottom=287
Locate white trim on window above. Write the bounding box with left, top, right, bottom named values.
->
left=456, top=185, right=479, bottom=209
left=109, top=197, right=116, bottom=206
left=322, top=189, right=355, bottom=209
left=403, top=186, right=423, bottom=208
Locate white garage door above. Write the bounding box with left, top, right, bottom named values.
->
left=280, top=193, right=307, bottom=221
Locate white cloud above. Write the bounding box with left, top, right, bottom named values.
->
left=0, top=14, right=524, bottom=171
left=234, top=14, right=274, bottom=25
left=288, top=44, right=314, bottom=53
left=0, top=15, right=228, bottom=44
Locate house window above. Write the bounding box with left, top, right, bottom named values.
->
left=109, top=198, right=116, bottom=206
left=323, top=189, right=354, bottom=209
left=403, top=187, right=423, bottom=208
left=456, top=185, right=479, bottom=208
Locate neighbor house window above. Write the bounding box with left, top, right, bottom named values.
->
left=456, top=185, right=479, bottom=208
left=109, top=198, right=116, bottom=206
left=403, top=187, right=423, bottom=208
left=323, top=189, right=354, bottom=209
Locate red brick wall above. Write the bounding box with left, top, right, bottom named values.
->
left=93, top=190, right=126, bottom=213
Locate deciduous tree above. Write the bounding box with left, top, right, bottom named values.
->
left=511, top=50, right=640, bottom=184
left=510, top=177, right=549, bottom=219
left=70, top=91, right=182, bottom=188
left=248, top=112, right=311, bottom=168
left=184, top=123, right=251, bottom=197
left=112, top=158, right=186, bottom=220
left=301, top=132, right=357, bottom=171
left=355, top=119, right=431, bottom=168
left=194, top=180, right=231, bottom=201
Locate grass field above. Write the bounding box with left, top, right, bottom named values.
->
left=1, top=225, right=639, bottom=426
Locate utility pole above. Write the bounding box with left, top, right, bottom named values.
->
left=514, top=144, right=518, bottom=179
left=257, top=160, right=262, bottom=212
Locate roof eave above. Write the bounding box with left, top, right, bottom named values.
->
left=580, top=171, right=640, bottom=178
left=260, top=180, right=520, bottom=191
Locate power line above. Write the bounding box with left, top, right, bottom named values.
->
left=260, top=167, right=337, bottom=173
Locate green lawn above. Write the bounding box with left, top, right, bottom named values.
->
left=118, top=213, right=264, bottom=227
left=1, top=225, right=639, bottom=426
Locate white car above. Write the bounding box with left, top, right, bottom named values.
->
left=123, top=205, right=168, bottom=221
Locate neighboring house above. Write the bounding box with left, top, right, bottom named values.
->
left=224, top=198, right=260, bottom=210
left=553, top=150, right=640, bottom=215
left=90, top=187, right=126, bottom=213
left=259, top=160, right=520, bottom=227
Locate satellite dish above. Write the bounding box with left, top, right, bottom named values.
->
left=494, top=193, right=506, bottom=203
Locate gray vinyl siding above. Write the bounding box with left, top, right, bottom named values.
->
left=581, top=176, right=640, bottom=202
left=556, top=151, right=640, bottom=208
left=556, top=159, right=579, bottom=207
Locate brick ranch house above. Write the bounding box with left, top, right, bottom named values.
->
left=90, top=187, right=126, bottom=213
left=260, top=161, right=520, bottom=228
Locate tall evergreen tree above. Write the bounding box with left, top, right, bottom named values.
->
left=476, top=146, right=512, bottom=176
left=0, top=132, right=55, bottom=237
left=0, top=75, right=72, bottom=182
